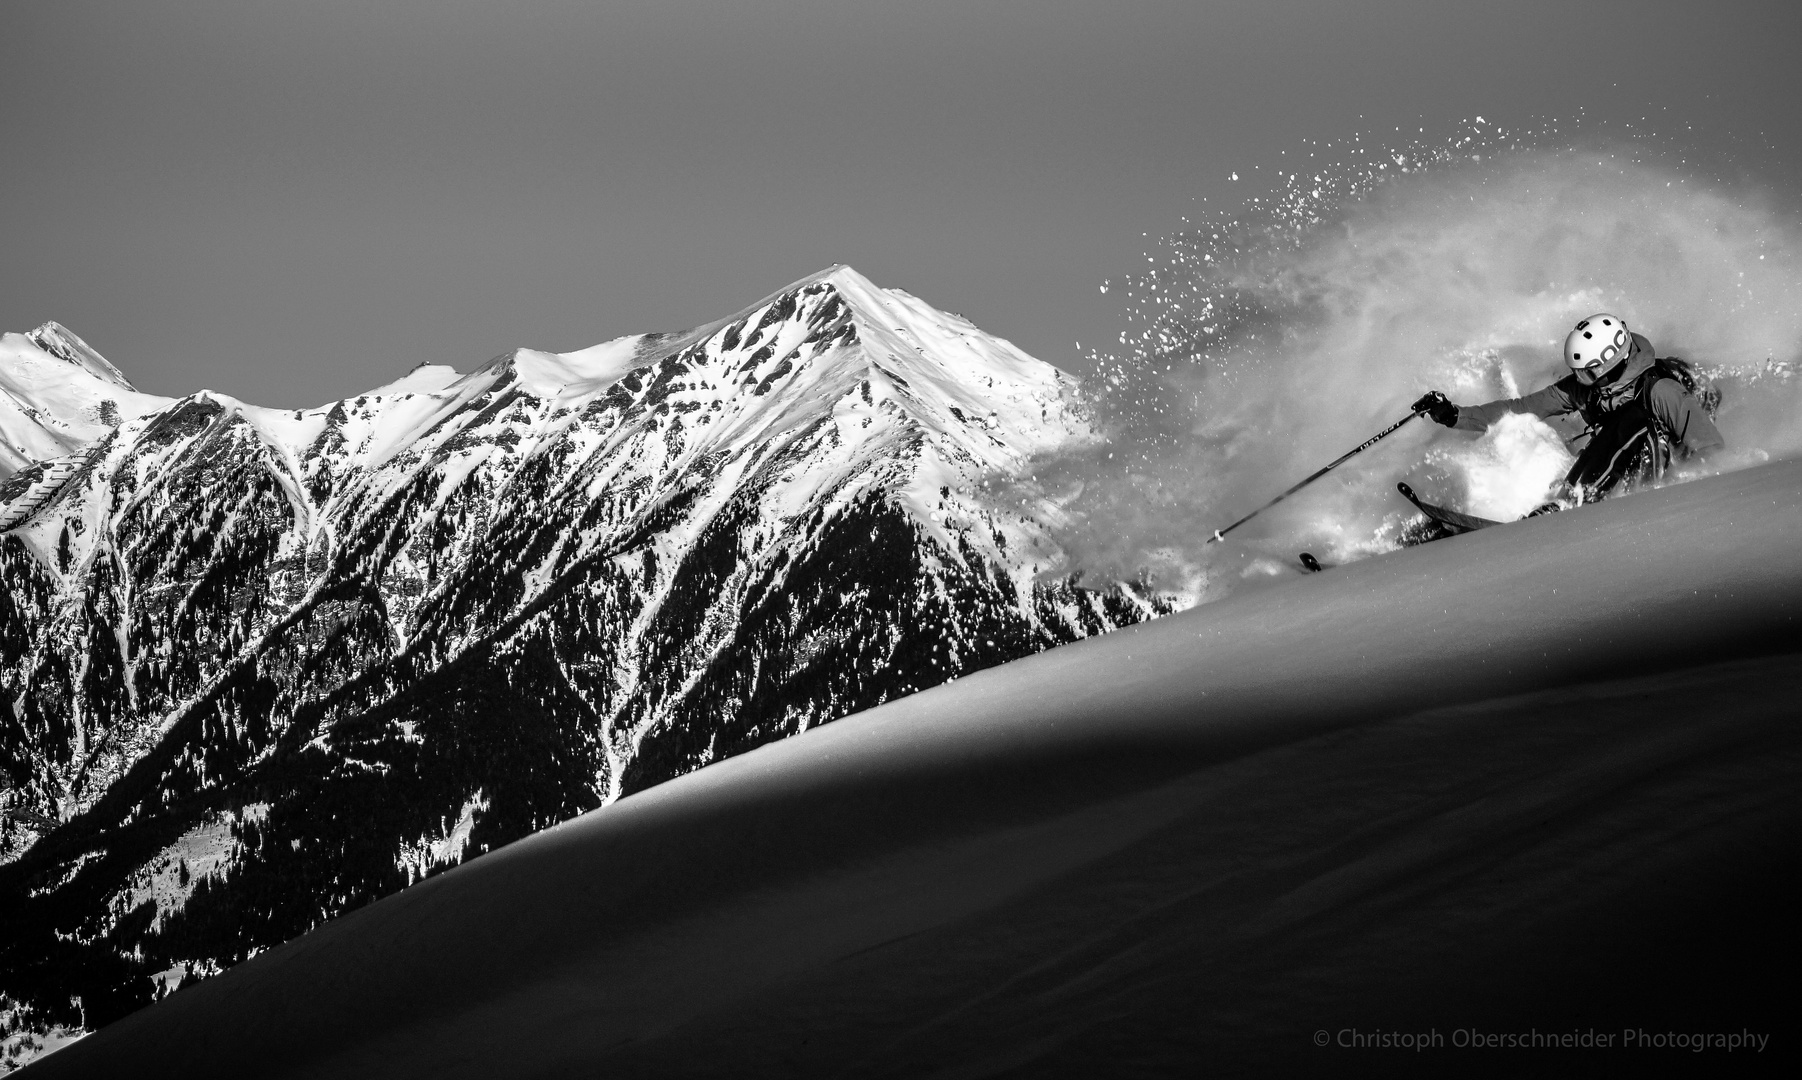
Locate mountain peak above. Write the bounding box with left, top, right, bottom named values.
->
left=24, top=321, right=137, bottom=392
left=1, top=324, right=168, bottom=478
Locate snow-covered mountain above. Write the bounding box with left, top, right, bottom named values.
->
left=0, top=266, right=1162, bottom=1051
left=0, top=323, right=162, bottom=479
left=22, top=457, right=1802, bottom=1079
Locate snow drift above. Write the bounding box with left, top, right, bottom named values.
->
left=27, top=456, right=1802, bottom=1078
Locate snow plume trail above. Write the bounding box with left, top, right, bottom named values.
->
left=1031, top=122, right=1802, bottom=607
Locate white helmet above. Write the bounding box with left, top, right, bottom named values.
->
left=1564, top=314, right=1629, bottom=381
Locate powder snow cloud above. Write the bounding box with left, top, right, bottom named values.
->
left=1036, top=137, right=1802, bottom=603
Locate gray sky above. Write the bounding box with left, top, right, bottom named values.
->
left=4, top=0, right=1800, bottom=407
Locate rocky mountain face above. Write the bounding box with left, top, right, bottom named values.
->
left=0, top=267, right=1160, bottom=1053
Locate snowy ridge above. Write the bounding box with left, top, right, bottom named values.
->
left=0, top=267, right=1159, bottom=1048
left=0, top=325, right=167, bottom=479
left=23, top=323, right=137, bottom=392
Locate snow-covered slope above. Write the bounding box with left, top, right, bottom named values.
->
left=24, top=457, right=1802, bottom=1078
left=0, top=268, right=1161, bottom=1053
left=0, top=324, right=167, bottom=478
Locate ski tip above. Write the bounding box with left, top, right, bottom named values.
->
left=1396, top=482, right=1415, bottom=499
left=1300, top=552, right=1323, bottom=573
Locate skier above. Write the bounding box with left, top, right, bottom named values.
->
left=1412, top=314, right=1724, bottom=504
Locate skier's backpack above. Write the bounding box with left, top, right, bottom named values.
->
left=1647, top=356, right=1721, bottom=417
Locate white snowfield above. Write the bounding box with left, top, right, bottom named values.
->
left=27, top=458, right=1802, bottom=1078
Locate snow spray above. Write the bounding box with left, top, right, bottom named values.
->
left=1028, top=119, right=1802, bottom=606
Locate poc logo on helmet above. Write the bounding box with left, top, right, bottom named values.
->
left=1565, top=314, right=1629, bottom=384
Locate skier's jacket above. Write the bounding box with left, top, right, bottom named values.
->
left=1453, top=332, right=1724, bottom=499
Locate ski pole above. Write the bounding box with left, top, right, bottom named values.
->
left=1205, top=409, right=1425, bottom=543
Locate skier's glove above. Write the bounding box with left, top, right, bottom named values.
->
left=1411, top=391, right=1459, bottom=427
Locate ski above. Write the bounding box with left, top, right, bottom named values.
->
left=1396, top=482, right=1500, bottom=535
